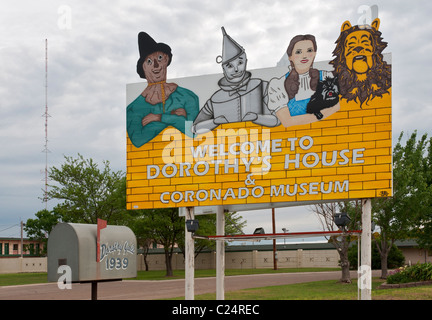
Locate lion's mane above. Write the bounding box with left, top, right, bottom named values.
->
left=330, top=25, right=391, bottom=107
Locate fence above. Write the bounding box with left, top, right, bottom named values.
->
left=0, top=257, right=47, bottom=274
left=138, top=248, right=340, bottom=271
left=0, top=247, right=340, bottom=274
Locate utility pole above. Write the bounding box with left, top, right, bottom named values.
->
left=20, top=220, right=24, bottom=258
left=42, top=38, right=51, bottom=208
left=272, top=208, right=277, bottom=270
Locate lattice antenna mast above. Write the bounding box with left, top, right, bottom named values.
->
left=42, top=39, right=51, bottom=208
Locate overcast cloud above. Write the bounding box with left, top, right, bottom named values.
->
left=1, top=0, right=431, bottom=239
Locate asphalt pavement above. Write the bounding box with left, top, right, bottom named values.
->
left=0, top=270, right=380, bottom=300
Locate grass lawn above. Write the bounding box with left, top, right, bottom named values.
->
left=191, top=278, right=432, bottom=300
left=132, top=267, right=340, bottom=280
left=0, top=272, right=49, bottom=286
left=191, top=278, right=372, bottom=300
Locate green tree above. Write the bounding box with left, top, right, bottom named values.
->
left=46, top=154, right=125, bottom=224
left=372, top=131, right=431, bottom=278
left=24, top=208, right=61, bottom=255
left=348, top=239, right=405, bottom=270
left=415, top=134, right=432, bottom=250
left=131, top=208, right=184, bottom=277
left=312, top=201, right=362, bottom=283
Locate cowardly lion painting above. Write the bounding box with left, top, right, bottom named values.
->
left=330, top=18, right=391, bottom=107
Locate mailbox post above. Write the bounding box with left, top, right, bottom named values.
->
left=47, top=222, right=137, bottom=299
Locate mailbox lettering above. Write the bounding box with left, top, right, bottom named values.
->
left=105, top=257, right=129, bottom=271
left=99, top=240, right=136, bottom=272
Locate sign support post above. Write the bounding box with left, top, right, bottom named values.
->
left=360, top=198, right=372, bottom=300
left=216, top=206, right=225, bottom=300
left=272, top=208, right=277, bottom=270
left=185, top=207, right=195, bottom=300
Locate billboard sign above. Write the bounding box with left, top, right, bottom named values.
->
left=126, top=19, right=392, bottom=211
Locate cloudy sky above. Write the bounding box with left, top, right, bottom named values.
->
left=1, top=0, right=431, bottom=240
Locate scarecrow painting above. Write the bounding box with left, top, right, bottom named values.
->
left=127, top=32, right=199, bottom=148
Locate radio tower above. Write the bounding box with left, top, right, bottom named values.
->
left=42, top=39, right=51, bottom=208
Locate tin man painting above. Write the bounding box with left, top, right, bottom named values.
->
left=192, top=27, right=280, bottom=134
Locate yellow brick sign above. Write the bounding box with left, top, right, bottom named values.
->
left=126, top=20, right=392, bottom=210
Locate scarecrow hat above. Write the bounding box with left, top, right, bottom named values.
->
left=136, top=32, right=173, bottom=79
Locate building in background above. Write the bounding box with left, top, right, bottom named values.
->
left=0, top=237, right=44, bottom=257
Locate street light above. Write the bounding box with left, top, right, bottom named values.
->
left=185, top=219, right=199, bottom=233
left=253, top=227, right=265, bottom=234
left=334, top=212, right=351, bottom=231
left=282, top=228, right=289, bottom=244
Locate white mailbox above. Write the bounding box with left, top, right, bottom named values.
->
left=47, top=222, right=137, bottom=283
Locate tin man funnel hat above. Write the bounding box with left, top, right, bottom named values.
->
left=216, top=27, right=245, bottom=64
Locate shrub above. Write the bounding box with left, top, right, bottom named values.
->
left=386, top=263, right=432, bottom=284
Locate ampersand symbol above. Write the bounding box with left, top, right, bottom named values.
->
left=245, top=174, right=255, bottom=186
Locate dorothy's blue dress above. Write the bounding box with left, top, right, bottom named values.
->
left=286, top=70, right=329, bottom=116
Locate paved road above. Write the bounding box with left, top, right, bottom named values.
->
left=0, top=270, right=380, bottom=300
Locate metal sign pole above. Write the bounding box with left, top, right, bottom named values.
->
left=91, top=281, right=98, bottom=300
left=272, top=208, right=277, bottom=270
left=360, top=198, right=372, bottom=300
left=185, top=207, right=195, bottom=300
left=216, top=206, right=225, bottom=300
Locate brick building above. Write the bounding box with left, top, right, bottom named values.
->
left=0, top=237, right=44, bottom=257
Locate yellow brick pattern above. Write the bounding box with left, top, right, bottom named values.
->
left=126, top=89, right=392, bottom=210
